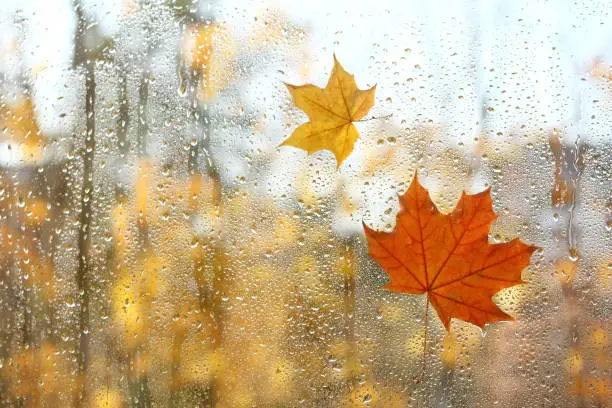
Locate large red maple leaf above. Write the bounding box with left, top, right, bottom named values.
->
left=363, top=174, right=537, bottom=330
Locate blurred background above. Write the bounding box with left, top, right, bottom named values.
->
left=0, top=0, right=610, bottom=406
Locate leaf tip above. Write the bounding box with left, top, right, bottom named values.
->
left=332, top=53, right=345, bottom=71
left=380, top=282, right=394, bottom=292
left=278, top=136, right=290, bottom=147
left=442, top=320, right=452, bottom=332
left=527, top=244, right=540, bottom=255
left=471, top=186, right=492, bottom=199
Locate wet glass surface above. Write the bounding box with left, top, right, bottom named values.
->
left=0, top=1, right=610, bottom=406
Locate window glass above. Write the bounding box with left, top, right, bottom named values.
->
left=0, top=0, right=609, bottom=406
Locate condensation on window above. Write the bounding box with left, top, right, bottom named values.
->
left=0, top=0, right=609, bottom=407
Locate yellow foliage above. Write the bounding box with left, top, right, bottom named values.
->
left=280, top=55, right=376, bottom=167
left=179, top=345, right=221, bottom=385
left=251, top=264, right=273, bottom=282
left=404, top=329, right=426, bottom=357
left=378, top=303, right=403, bottom=324
left=338, top=187, right=359, bottom=218
left=0, top=97, right=46, bottom=162
left=565, top=347, right=583, bottom=377
left=93, top=387, right=125, bottom=408
left=220, top=388, right=255, bottom=408
left=181, top=22, right=235, bottom=102
left=555, top=258, right=577, bottom=284
left=571, top=375, right=610, bottom=400
left=440, top=332, right=457, bottom=366
left=0, top=98, right=40, bottom=143
left=28, top=260, right=55, bottom=301
left=295, top=255, right=326, bottom=291
left=344, top=382, right=406, bottom=408
left=266, top=358, right=295, bottom=400
left=589, top=327, right=608, bottom=350
left=345, top=382, right=380, bottom=407
left=112, top=201, right=129, bottom=259
left=582, top=376, right=610, bottom=398
left=272, top=212, right=299, bottom=250
left=0, top=224, right=55, bottom=300
left=188, top=173, right=204, bottom=210
left=135, top=159, right=151, bottom=221
left=598, top=261, right=610, bottom=287
left=25, top=198, right=49, bottom=225
left=2, top=342, right=71, bottom=404
left=112, top=256, right=161, bottom=349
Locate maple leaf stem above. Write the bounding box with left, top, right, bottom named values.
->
left=357, top=113, right=393, bottom=122
left=414, top=297, right=430, bottom=384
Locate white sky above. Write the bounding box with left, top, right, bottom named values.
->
left=0, top=0, right=609, bottom=235
left=2, top=0, right=610, bottom=142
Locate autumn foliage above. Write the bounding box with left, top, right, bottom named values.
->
left=364, top=174, right=537, bottom=330
left=4, top=3, right=605, bottom=402
left=281, top=55, right=376, bottom=167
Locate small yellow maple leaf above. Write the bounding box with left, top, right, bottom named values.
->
left=280, top=55, right=376, bottom=167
